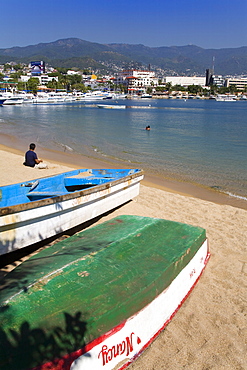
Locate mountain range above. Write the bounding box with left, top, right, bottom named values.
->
left=1, top=38, right=247, bottom=76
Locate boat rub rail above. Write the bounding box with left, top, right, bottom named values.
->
left=0, top=170, right=144, bottom=216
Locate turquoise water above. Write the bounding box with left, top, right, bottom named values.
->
left=0, top=98, right=247, bottom=201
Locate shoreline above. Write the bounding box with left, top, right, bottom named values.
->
left=0, top=132, right=246, bottom=210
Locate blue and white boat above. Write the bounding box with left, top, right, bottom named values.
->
left=0, top=94, right=8, bottom=105
left=0, top=98, right=7, bottom=105
left=0, top=168, right=144, bottom=255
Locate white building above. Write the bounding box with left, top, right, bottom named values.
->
left=67, top=70, right=79, bottom=75
left=39, top=74, right=58, bottom=85
left=212, top=75, right=225, bottom=87
left=20, top=74, right=58, bottom=84
left=164, top=76, right=206, bottom=87
left=225, top=77, right=247, bottom=90
left=115, top=69, right=158, bottom=93
left=20, top=75, right=30, bottom=83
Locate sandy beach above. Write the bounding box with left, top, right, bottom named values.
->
left=0, top=143, right=246, bottom=369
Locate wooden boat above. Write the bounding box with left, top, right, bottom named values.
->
left=0, top=215, right=210, bottom=370
left=0, top=168, right=143, bottom=255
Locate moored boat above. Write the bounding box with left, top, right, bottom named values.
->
left=79, top=91, right=106, bottom=100
left=215, top=94, right=237, bottom=101
left=0, top=215, right=210, bottom=370
left=0, top=92, right=24, bottom=105
left=0, top=168, right=143, bottom=255
left=3, top=97, right=24, bottom=105
left=97, top=104, right=126, bottom=109
left=32, top=93, right=50, bottom=104
left=141, top=93, right=152, bottom=98
left=0, top=98, right=7, bottom=105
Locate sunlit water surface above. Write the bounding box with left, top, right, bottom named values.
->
left=0, top=98, right=246, bottom=200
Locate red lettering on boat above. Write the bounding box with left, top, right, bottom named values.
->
left=190, top=268, right=196, bottom=278
left=98, top=332, right=139, bottom=366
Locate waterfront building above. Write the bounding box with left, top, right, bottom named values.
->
left=20, top=74, right=58, bottom=84
left=30, top=61, right=45, bottom=76
left=212, top=75, right=225, bottom=87
left=225, top=77, right=247, bottom=90
left=206, top=69, right=225, bottom=87
left=164, top=76, right=206, bottom=87
left=206, top=69, right=213, bottom=86
left=115, top=69, right=158, bottom=94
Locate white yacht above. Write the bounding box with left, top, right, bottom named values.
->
left=141, top=93, right=152, bottom=98
left=215, top=94, right=237, bottom=101
left=33, top=93, right=49, bottom=104
left=3, top=96, right=24, bottom=105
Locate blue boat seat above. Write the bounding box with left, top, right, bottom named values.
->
left=64, top=176, right=114, bottom=187
left=27, top=191, right=68, bottom=201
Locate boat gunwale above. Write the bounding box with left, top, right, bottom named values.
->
left=0, top=170, right=144, bottom=216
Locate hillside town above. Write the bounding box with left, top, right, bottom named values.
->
left=1, top=60, right=247, bottom=103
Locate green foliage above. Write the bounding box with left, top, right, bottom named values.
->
left=1, top=39, right=247, bottom=75
left=209, top=84, right=218, bottom=94
left=46, top=79, right=59, bottom=89
left=48, top=72, right=60, bottom=77
left=56, top=67, right=69, bottom=74
left=229, top=84, right=237, bottom=94
left=17, top=81, right=26, bottom=91
left=72, top=83, right=88, bottom=92
left=26, top=77, right=39, bottom=94
left=155, top=86, right=166, bottom=92
left=8, top=71, right=22, bottom=81
left=187, top=85, right=202, bottom=94
left=3, top=64, right=11, bottom=71
left=172, top=84, right=186, bottom=91
left=68, top=74, right=82, bottom=85
left=217, top=86, right=229, bottom=94
left=13, top=64, right=23, bottom=71
left=53, top=57, right=106, bottom=73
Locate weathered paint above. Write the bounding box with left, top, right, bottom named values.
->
left=0, top=216, right=209, bottom=370
left=1, top=214, right=18, bottom=242
left=71, top=240, right=209, bottom=370
left=0, top=169, right=144, bottom=255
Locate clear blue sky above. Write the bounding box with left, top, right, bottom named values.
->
left=1, top=0, right=247, bottom=49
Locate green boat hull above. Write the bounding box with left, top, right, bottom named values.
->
left=0, top=215, right=208, bottom=370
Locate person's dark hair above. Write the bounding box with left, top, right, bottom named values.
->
left=29, top=143, right=36, bottom=150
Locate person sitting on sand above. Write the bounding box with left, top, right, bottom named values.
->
left=23, top=143, right=47, bottom=168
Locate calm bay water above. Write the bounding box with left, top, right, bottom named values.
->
left=0, top=98, right=246, bottom=201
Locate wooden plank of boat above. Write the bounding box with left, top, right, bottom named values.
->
left=0, top=168, right=144, bottom=255
left=0, top=215, right=210, bottom=370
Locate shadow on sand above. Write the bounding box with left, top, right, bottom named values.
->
left=0, top=310, right=88, bottom=370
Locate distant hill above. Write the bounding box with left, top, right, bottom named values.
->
left=0, top=38, right=247, bottom=76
